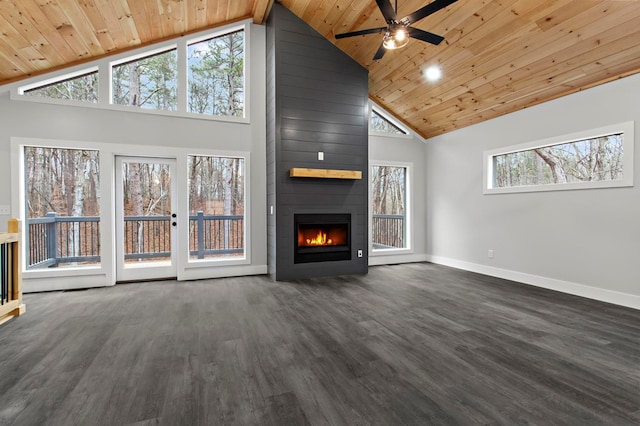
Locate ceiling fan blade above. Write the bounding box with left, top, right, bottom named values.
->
left=403, top=0, right=459, bottom=25
left=407, top=27, right=445, bottom=45
left=375, top=0, right=397, bottom=22
left=373, top=42, right=387, bottom=60
left=335, top=27, right=387, bottom=39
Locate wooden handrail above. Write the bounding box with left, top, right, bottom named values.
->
left=0, top=219, right=26, bottom=325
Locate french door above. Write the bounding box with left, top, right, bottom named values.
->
left=115, top=156, right=178, bottom=282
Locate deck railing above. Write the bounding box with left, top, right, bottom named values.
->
left=26, top=212, right=244, bottom=268
left=1, top=219, right=26, bottom=325
left=372, top=213, right=406, bottom=250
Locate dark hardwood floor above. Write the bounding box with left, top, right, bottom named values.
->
left=0, top=263, right=638, bottom=425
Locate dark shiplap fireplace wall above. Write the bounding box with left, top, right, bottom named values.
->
left=266, top=4, right=369, bottom=280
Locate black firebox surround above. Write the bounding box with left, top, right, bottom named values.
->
left=294, top=213, right=351, bottom=264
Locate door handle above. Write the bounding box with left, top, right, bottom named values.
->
left=172, top=222, right=177, bottom=227
left=172, top=213, right=177, bottom=218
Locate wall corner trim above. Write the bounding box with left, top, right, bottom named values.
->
left=426, top=255, right=640, bottom=310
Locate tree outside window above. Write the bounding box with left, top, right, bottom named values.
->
left=188, top=155, right=245, bottom=260
left=112, top=49, right=178, bottom=111
left=188, top=30, right=245, bottom=117
left=24, top=71, right=99, bottom=103
left=371, top=165, right=407, bottom=250
left=494, top=134, right=624, bottom=188
left=24, top=147, right=101, bottom=269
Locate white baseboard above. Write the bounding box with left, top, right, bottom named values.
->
left=25, top=274, right=111, bottom=293
left=369, top=253, right=429, bottom=266
left=426, top=255, right=640, bottom=310
left=179, top=264, right=268, bottom=281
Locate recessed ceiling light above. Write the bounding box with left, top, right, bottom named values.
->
left=425, top=65, right=442, bottom=82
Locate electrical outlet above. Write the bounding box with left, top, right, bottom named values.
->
left=357, top=249, right=363, bottom=258
left=318, top=151, right=324, bottom=161
left=0, top=205, right=10, bottom=215
left=488, top=249, right=494, bottom=259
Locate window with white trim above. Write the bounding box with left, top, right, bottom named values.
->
left=14, top=24, right=247, bottom=120
left=484, top=122, right=634, bottom=194
left=112, top=48, right=178, bottom=111
left=188, top=30, right=245, bottom=117
left=371, top=164, right=410, bottom=251
left=187, top=155, right=245, bottom=261
left=23, top=146, right=101, bottom=269
left=370, top=108, right=408, bottom=135
left=21, top=69, right=98, bottom=103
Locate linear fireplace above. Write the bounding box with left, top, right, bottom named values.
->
left=294, top=213, right=351, bottom=264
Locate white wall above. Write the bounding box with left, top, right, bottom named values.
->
left=369, top=132, right=428, bottom=265
left=426, top=73, right=640, bottom=309
left=0, top=24, right=267, bottom=290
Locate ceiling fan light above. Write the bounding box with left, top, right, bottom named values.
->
left=395, top=28, right=407, bottom=42
left=382, top=32, right=395, bottom=49
left=383, top=28, right=409, bottom=50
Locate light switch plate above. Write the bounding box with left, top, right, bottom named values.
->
left=0, top=205, right=10, bottom=215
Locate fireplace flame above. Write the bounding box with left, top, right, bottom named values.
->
left=307, top=230, right=330, bottom=245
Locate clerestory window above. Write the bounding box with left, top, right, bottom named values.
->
left=15, top=24, right=247, bottom=121
left=20, top=69, right=99, bottom=103
left=112, top=49, right=178, bottom=111
left=188, top=30, right=245, bottom=117
left=484, top=122, right=634, bottom=194
left=370, top=108, right=408, bottom=135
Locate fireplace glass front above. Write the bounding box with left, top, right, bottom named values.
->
left=294, top=214, right=351, bottom=264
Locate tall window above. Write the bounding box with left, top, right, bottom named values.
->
left=22, top=70, right=98, bottom=103
left=371, top=165, right=409, bottom=251
left=188, top=30, right=245, bottom=117
left=112, top=49, right=178, bottom=110
left=24, top=147, right=101, bottom=269
left=188, top=155, right=245, bottom=261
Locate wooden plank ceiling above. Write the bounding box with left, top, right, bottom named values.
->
left=1, top=0, right=639, bottom=139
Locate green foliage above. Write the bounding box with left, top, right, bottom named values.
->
left=25, top=72, right=98, bottom=103
left=112, top=49, right=178, bottom=110
left=188, top=31, right=245, bottom=117
left=494, top=134, right=624, bottom=188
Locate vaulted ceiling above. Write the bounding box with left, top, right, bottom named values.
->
left=1, top=0, right=639, bottom=139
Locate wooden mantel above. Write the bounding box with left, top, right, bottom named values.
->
left=289, top=168, right=362, bottom=180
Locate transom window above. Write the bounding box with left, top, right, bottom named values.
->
left=370, top=108, right=408, bottom=135
left=188, top=30, right=245, bottom=117
left=112, top=49, right=178, bottom=111
left=484, top=122, right=634, bottom=194
left=21, top=69, right=98, bottom=103
left=15, top=24, right=247, bottom=120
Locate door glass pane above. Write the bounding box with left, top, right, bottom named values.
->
left=121, top=161, right=172, bottom=266
left=187, top=155, right=245, bottom=261
left=24, top=146, right=101, bottom=269
left=371, top=165, right=407, bottom=250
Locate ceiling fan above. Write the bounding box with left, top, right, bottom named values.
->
left=335, top=0, right=459, bottom=60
